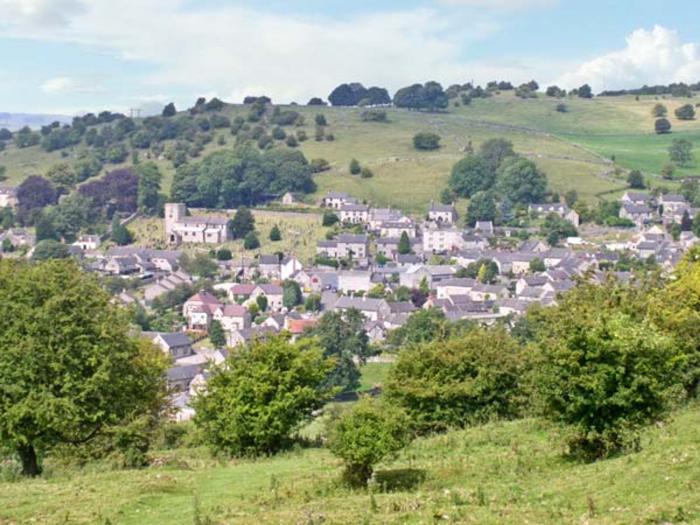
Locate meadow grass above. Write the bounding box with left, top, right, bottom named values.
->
left=1, top=404, right=698, bottom=524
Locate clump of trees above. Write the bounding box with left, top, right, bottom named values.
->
left=171, top=147, right=315, bottom=208
left=393, top=81, right=449, bottom=112
left=328, top=83, right=391, bottom=107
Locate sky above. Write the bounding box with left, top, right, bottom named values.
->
left=0, top=0, right=699, bottom=115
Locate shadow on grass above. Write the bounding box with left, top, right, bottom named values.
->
left=374, top=468, right=427, bottom=492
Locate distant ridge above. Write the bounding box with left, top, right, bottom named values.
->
left=0, top=112, right=72, bottom=131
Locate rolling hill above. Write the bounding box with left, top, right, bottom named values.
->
left=1, top=93, right=698, bottom=216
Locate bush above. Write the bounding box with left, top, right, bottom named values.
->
left=384, top=328, right=525, bottom=433
left=243, top=231, right=260, bottom=250
left=360, top=109, right=388, bottom=122
left=193, top=335, right=333, bottom=456
left=310, top=158, right=330, bottom=173
left=675, top=104, right=696, bottom=121
left=531, top=283, right=684, bottom=460
left=360, top=167, right=374, bottom=178
left=269, top=225, right=281, bottom=241
left=349, top=159, right=361, bottom=175
left=216, top=248, right=232, bottom=261
left=413, top=132, right=441, bottom=151
left=655, top=118, right=672, bottom=134
left=328, top=399, right=412, bottom=487
left=322, top=210, right=339, bottom=226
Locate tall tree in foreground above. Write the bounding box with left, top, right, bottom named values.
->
left=193, top=335, right=333, bottom=456
left=0, top=260, right=167, bottom=475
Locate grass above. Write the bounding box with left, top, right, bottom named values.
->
left=358, top=361, right=393, bottom=391
left=129, top=209, right=326, bottom=264
left=2, top=404, right=699, bottom=524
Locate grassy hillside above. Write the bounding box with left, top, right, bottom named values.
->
left=1, top=403, right=698, bottom=524
left=2, top=92, right=698, bottom=216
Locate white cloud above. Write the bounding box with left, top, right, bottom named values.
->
left=555, top=26, right=700, bottom=93
left=0, top=0, right=84, bottom=28
left=40, top=76, right=103, bottom=94
left=0, top=0, right=523, bottom=104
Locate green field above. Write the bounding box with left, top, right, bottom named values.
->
left=2, top=403, right=698, bottom=525
left=2, top=92, right=698, bottom=217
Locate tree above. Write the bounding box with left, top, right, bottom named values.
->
left=34, top=212, right=58, bottom=241
left=627, top=170, right=645, bottom=189
left=413, top=132, right=441, bottom=151
left=322, top=210, right=339, bottom=226
left=269, top=224, right=281, bottom=241
left=193, top=335, right=333, bottom=456
left=669, top=138, right=694, bottom=166
left=228, top=207, right=255, bottom=239
left=479, top=138, right=515, bottom=174
left=136, top=162, right=162, bottom=214
left=282, top=279, right=303, bottom=309
left=328, top=83, right=390, bottom=107
left=209, top=320, right=227, bottom=348
left=304, top=293, right=322, bottom=312
left=314, top=114, right=327, bottom=126
left=655, top=118, right=672, bottom=134
left=393, top=81, right=448, bottom=111
left=16, top=176, right=57, bottom=223
left=162, top=102, right=177, bottom=117
left=0, top=260, right=167, bottom=475
left=675, top=104, right=696, bottom=121
left=256, top=294, right=268, bottom=312
left=349, top=158, right=361, bottom=175
left=243, top=231, right=260, bottom=250
left=398, top=231, right=412, bottom=255
left=576, top=84, right=593, bottom=98
left=180, top=253, right=218, bottom=278
left=449, top=156, right=494, bottom=198
left=311, top=310, right=371, bottom=391
left=386, top=308, right=449, bottom=349
left=307, top=97, right=326, bottom=106
left=111, top=216, right=134, bottom=246
left=681, top=210, right=693, bottom=231
left=496, top=157, right=548, bottom=204
left=529, top=257, right=546, bottom=272
left=385, top=327, right=525, bottom=433
left=661, top=163, right=675, bottom=180
left=32, top=239, right=69, bottom=261
left=652, top=103, right=667, bottom=118
left=529, top=281, right=683, bottom=460
left=328, top=399, right=412, bottom=487
left=466, top=191, right=496, bottom=226
left=216, top=248, right=232, bottom=261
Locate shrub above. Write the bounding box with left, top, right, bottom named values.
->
left=193, top=335, right=333, bottom=456
left=349, top=159, right=361, bottom=175
left=530, top=283, right=684, bottom=460
left=322, top=210, right=339, bottom=226
left=243, top=231, right=260, bottom=250
left=360, top=109, right=388, bottom=122
left=269, top=225, right=281, bottom=241
left=384, top=328, right=525, bottom=433
left=310, top=158, right=330, bottom=173
left=675, top=104, right=696, bottom=121
left=413, top=132, right=441, bottom=151
left=328, top=399, right=412, bottom=487
left=360, top=167, right=374, bottom=178
left=655, top=118, right=672, bottom=134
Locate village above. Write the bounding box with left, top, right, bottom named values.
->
left=2, top=185, right=698, bottom=419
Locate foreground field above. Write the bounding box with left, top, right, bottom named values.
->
left=1, top=403, right=698, bottom=525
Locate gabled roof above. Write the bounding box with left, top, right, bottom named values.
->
left=155, top=332, right=192, bottom=348
left=187, top=291, right=221, bottom=305
left=334, top=296, right=388, bottom=312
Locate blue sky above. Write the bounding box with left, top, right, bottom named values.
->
left=0, top=0, right=699, bottom=115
